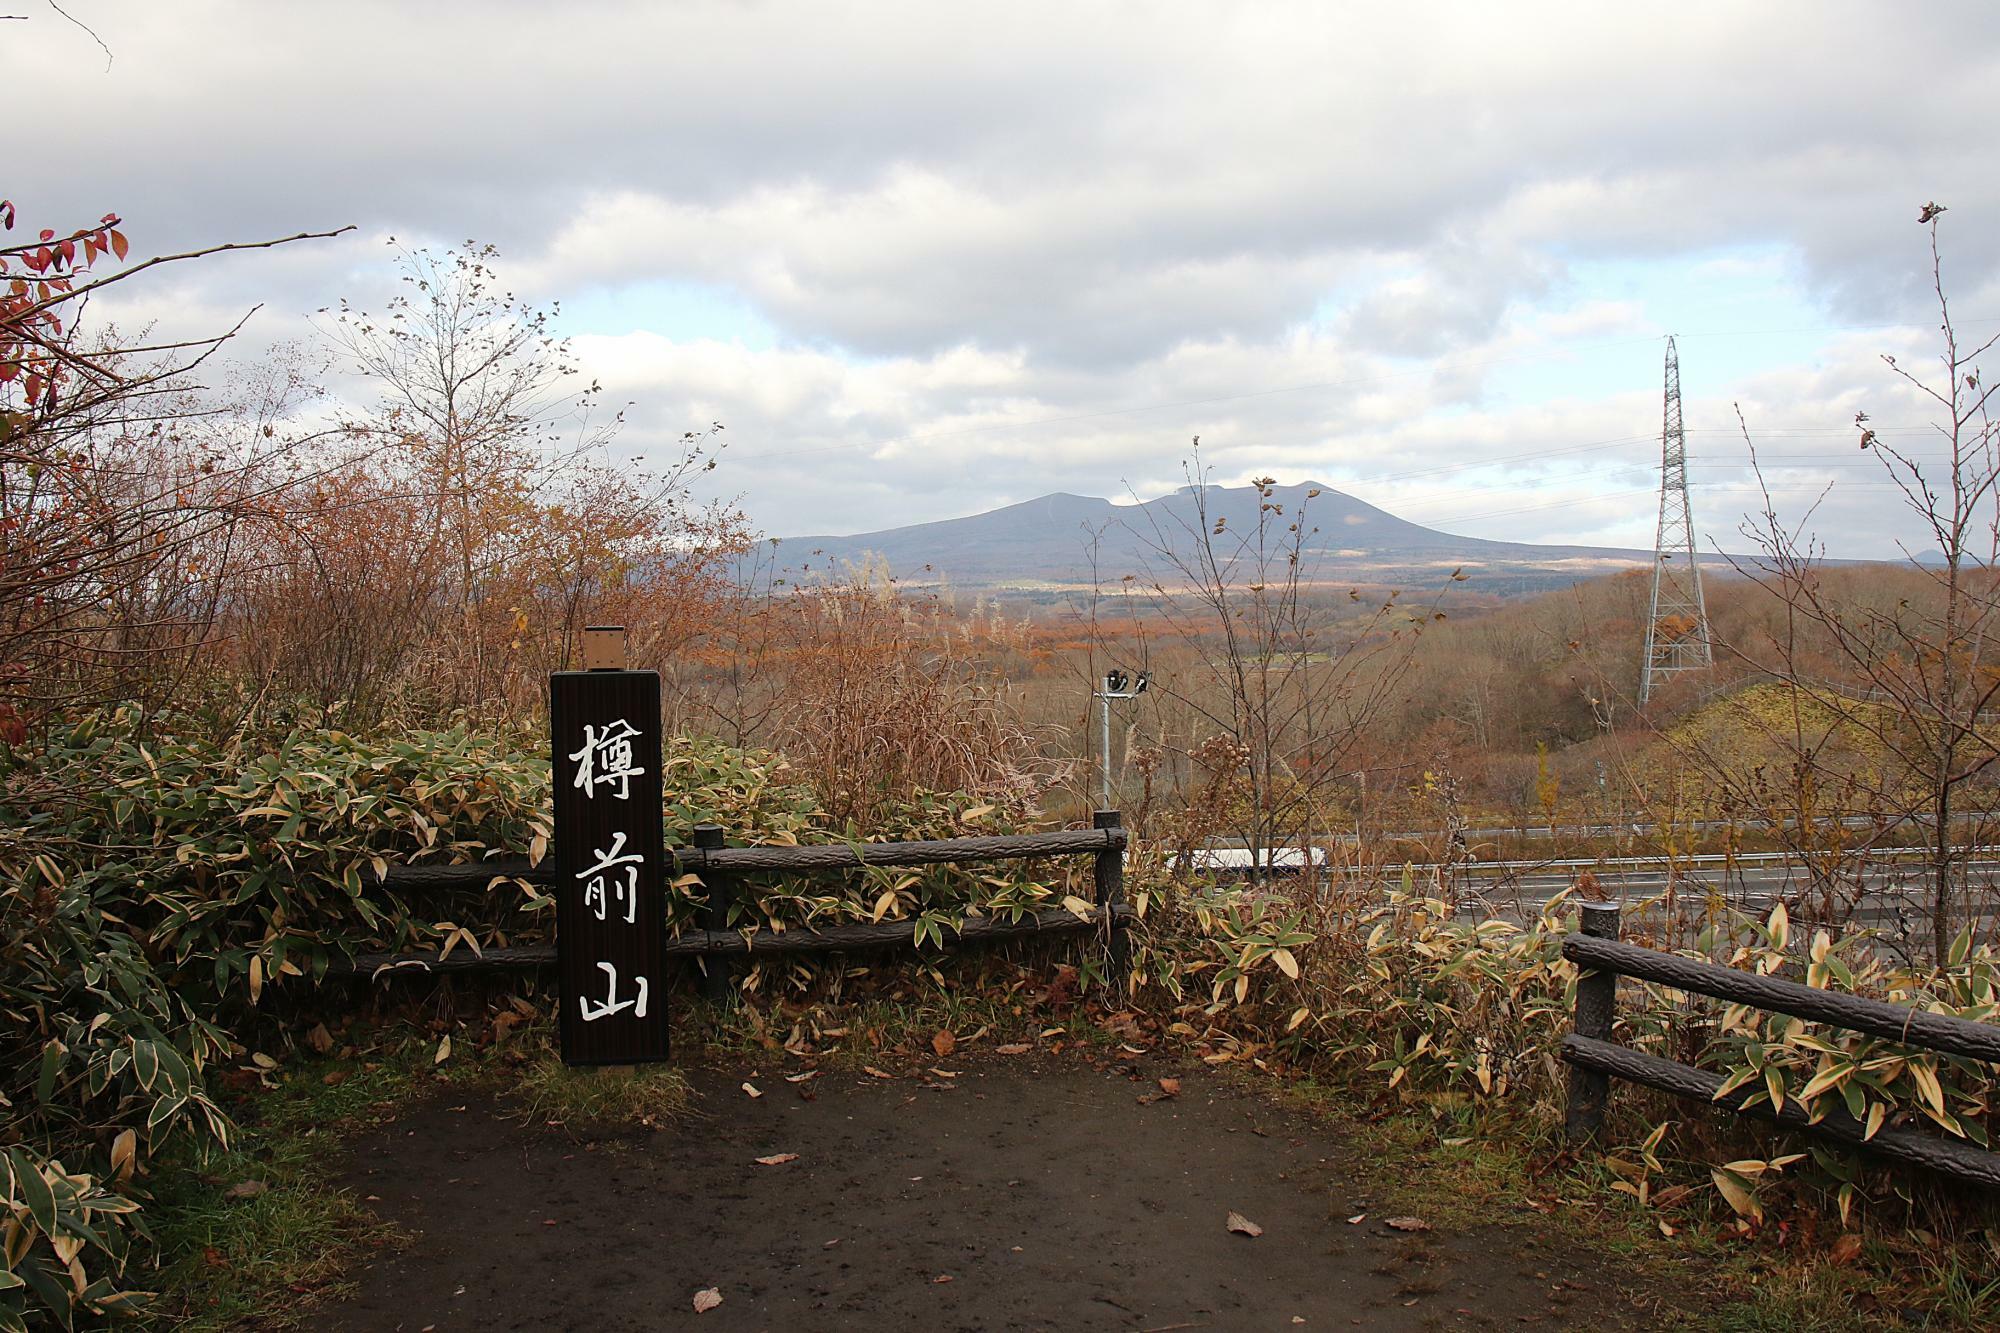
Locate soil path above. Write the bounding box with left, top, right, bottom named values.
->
left=319, top=1059, right=1687, bottom=1330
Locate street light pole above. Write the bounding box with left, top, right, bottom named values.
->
left=1094, top=668, right=1148, bottom=811
left=1099, top=688, right=1113, bottom=807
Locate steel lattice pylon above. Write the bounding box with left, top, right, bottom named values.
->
left=1639, top=336, right=1712, bottom=706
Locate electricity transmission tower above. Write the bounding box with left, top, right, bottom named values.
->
left=1638, top=336, right=1712, bottom=706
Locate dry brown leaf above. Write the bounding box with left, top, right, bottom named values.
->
left=433, top=1035, right=451, bottom=1065
left=931, top=1030, right=956, bottom=1058
left=692, top=1287, right=722, bottom=1313
left=224, top=1180, right=268, bottom=1200
left=862, top=1066, right=894, bottom=1080
left=1226, top=1211, right=1263, bottom=1237
left=306, top=1023, right=334, bottom=1054
left=741, top=1082, right=763, bottom=1099
left=1346, top=1213, right=1366, bottom=1225
left=785, top=1070, right=820, bottom=1083
left=1385, top=1216, right=1430, bottom=1232
left=1828, top=1233, right=1864, bottom=1266
left=933, top=1274, right=954, bottom=1284
left=754, top=1152, right=799, bottom=1166
left=1157, top=1077, right=1181, bottom=1097
left=996, top=1043, right=1032, bottom=1055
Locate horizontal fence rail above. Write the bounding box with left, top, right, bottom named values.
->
left=1564, top=932, right=2000, bottom=1064
left=1561, top=901, right=2000, bottom=1193
left=376, top=826, right=1128, bottom=891
left=333, top=903, right=1135, bottom=979
left=342, top=815, right=1131, bottom=997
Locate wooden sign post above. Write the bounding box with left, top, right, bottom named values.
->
left=552, top=626, right=671, bottom=1066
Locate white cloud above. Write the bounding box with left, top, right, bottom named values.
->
left=9, top=1, right=2000, bottom=561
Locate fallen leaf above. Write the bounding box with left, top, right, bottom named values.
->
left=1828, top=1233, right=1864, bottom=1266
left=692, top=1287, right=722, bottom=1313
left=307, top=1023, right=334, bottom=1054
left=741, top=1082, right=763, bottom=1099
left=754, top=1153, right=799, bottom=1166
left=933, top=1274, right=954, bottom=1284
left=928, top=1067, right=960, bottom=1079
left=1157, top=1077, right=1181, bottom=1097
left=434, top=1035, right=451, bottom=1065
left=996, top=1043, right=1032, bottom=1055
left=862, top=1066, right=894, bottom=1080
left=225, top=1180, right=268, bottom=1200
left=1226, top=1211, right=1263, bottom=1237
left=785, top=1070, right=820, bottom=1084
left=1385, top=1216, right=1430, bottom=1232
left=1346, top=1213, right=1367, bottom=1224
left=931, top=1030, right=956, bottom=1058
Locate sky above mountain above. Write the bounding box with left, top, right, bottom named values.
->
left=10, top=2, right=2000, bottom=560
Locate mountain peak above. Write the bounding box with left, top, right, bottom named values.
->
left=760, top=482, right=1655, bottom=598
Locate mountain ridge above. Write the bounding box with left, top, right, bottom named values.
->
left=756, top=481, right=1689, bottom=596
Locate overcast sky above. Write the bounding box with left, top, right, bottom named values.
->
left=10, top=1, right=2000, bottom=558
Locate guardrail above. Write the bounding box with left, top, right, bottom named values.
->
left=1561, top=902, right=2000, bottom=1190
left=336, top=812, right=1131, bottom=999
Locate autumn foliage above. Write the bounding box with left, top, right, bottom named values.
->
left=0, top=216, right=748, bottom=737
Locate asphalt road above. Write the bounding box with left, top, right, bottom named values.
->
left=1447, top=856, right=2000, bottom=926
left=1197, top=846, right=2000, bottom=938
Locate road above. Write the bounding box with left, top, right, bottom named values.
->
left=1443, top=853, right=2000, bottom=932
left=1187, top=845, right=2000, bottom=937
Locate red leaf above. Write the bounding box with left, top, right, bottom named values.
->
left=37, top=229, right=53, bottom=241
left=109, top=230, right=129, bottom=261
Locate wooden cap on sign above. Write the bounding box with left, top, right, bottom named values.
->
left=581, top=625, right=627, bottom=671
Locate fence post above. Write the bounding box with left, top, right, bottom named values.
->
left=1093, top=810, right=1130, bottom=998
left=693, top=823, right=732, bottom=1007
left=1564, top=900, right=1621, bottom=1142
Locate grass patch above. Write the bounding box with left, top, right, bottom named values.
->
left=1261, top=1066, right=2000, bottom=1330
left=144, top=1053, right=432, bottom=1329
left=514, top=1046, right=692, bottom=1130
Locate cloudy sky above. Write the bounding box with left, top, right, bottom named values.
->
left=10, top=1, right=2000, bottom=558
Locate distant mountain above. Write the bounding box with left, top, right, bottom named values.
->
left=755, top=482, right=1708, bottom=598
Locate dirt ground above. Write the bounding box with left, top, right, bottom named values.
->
left=317, top=1057, right=1699, bottom=1331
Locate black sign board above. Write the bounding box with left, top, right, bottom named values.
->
left=552, top=668, right=670, bottom=1065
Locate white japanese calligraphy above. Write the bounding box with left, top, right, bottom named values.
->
left=568, top=718, right=645, bottom=800
left=577, top=830, right=644, bottom=925
left=577, top=960, right=649, bottom=1023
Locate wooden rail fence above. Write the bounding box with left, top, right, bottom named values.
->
left=1562, top=901, right=2000, bottom=1190
left=338, top=811, right=1131, bottom=994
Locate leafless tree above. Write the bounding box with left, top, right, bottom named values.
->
left=1115, top=447, right=1447, bottom=873
left=1720, top=205, right=2000, bottom=961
